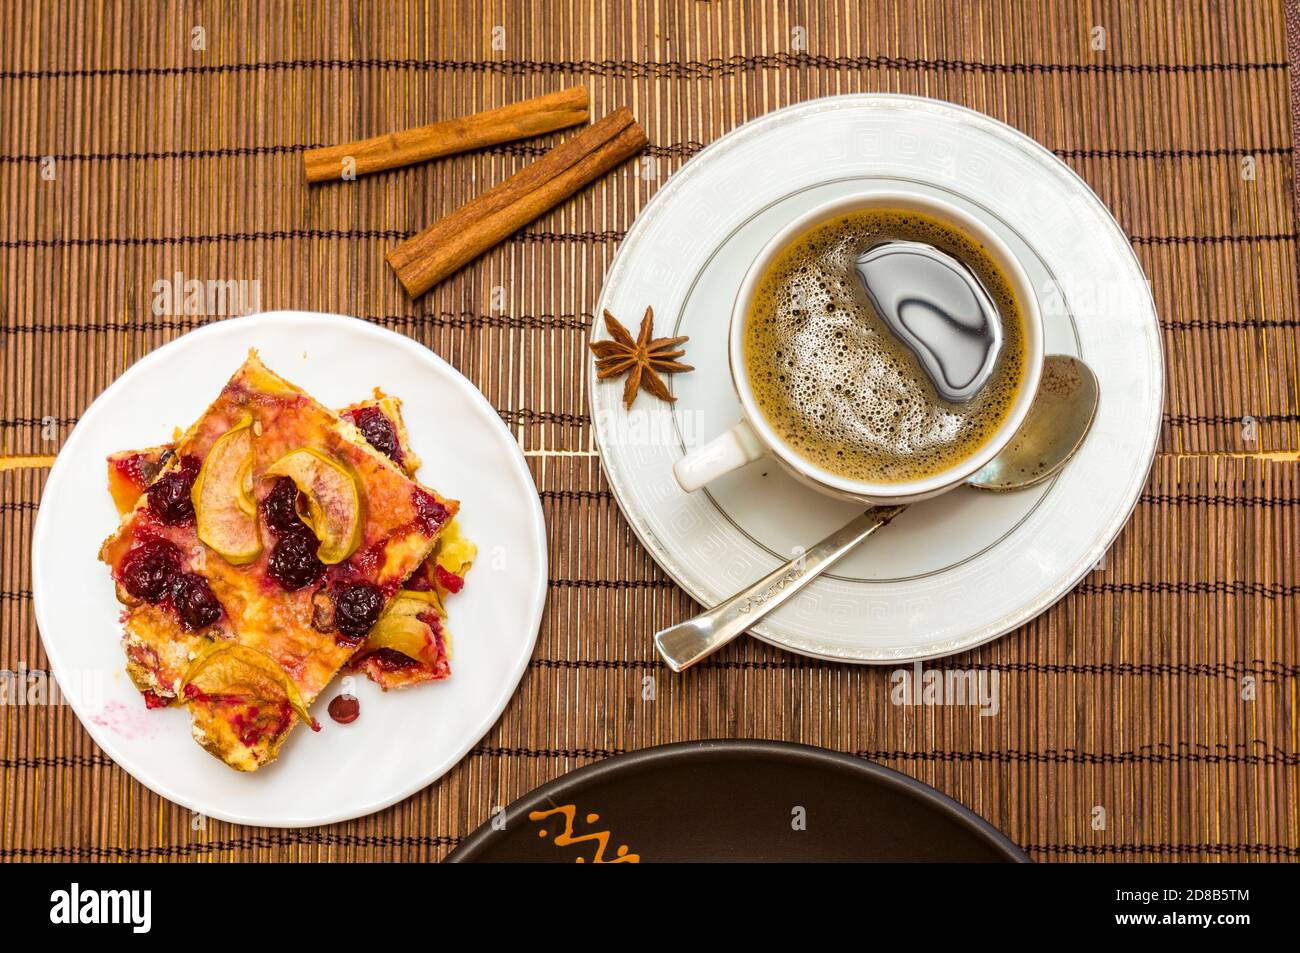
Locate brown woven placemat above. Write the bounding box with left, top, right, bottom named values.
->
left=1, top=0, right=1296, bottom=862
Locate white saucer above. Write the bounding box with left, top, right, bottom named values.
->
left=33, top=311, right=548, bottom=826
left=590, top=95, right=1162, bottom=663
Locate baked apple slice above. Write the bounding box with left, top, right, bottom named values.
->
left=366, top=590, right=440, bottom=660
left=265, top=448, right=362, bottom=564
left=192, top=417, right=261, bottom=565
left=181, top=641, right=315, bottom=727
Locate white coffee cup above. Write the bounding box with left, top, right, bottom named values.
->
left=672, top=191, right=1044, bottom=505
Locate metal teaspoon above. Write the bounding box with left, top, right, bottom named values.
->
left=653, top=355, right=1100, bottom=672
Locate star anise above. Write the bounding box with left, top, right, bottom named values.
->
left=589, top=307, right=693, bottom=410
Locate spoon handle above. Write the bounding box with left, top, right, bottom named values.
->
left=653, top=505, right=908, bottom=672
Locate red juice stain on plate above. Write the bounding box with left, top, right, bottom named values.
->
left=328, top=694, right=360, bottom=724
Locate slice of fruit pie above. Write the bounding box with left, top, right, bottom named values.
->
left=99, top=352, right=461, bottom=771
left=106, top=390, right=474, bottom=694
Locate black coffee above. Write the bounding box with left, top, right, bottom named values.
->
left=743, top=208, right=1026, bottom=483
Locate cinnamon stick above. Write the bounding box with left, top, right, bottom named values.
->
left=303, top=86, right=589, bottom=183
left=386, top=107, right=648, bottom=298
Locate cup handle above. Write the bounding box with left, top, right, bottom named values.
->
left=673, top=419, right=766, bottom=492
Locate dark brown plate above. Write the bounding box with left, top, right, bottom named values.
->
left=446, top=740, right=1028, bottom=863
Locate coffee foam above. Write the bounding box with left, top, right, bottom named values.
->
left=743, top=210, right=1026, bottom=484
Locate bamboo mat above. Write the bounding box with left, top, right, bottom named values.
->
left=1, top=0, right=1297, bottom=862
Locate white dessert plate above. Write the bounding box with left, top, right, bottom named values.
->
left=590, top=94, right=1162, bottom=663
left=33, top=311, right=548, bottom=826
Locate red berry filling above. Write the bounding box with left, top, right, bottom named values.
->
left=120, top=539, right=183, bottom=603
left=434, top=564, right=464, bottom=594
left=333, top=583, right=383, bottom=640
left=261, top=476, right=306, bottom=536
left=228, top=700, right=295, bottom=748
left=425, top=611, right=444, bottom=638
left=267, top=528, right=326, bottom=591
left=411, top=488, right=449, bottom=534
left=170, top=572, right=223, bottom=630
left=343, top=538, right=385, bottom=580
left=347, top=406, right=402, bottom=464
left=367, top=647, right=421, bottom=671
left=403, top=570, right=432, bottom=592
left=146, top=455, right=200, bottom=525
